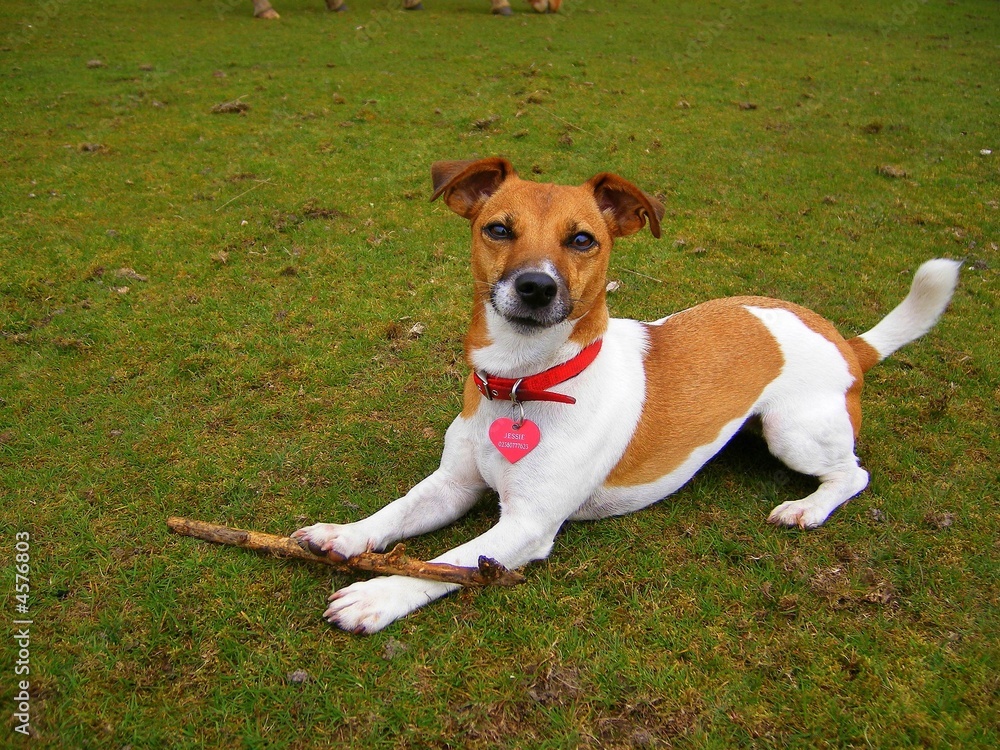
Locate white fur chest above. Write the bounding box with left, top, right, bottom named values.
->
left=464, top=318, right=650, bottom=508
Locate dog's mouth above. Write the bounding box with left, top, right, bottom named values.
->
left=489, top=299, right=567, bottom=330
left=502, top=311, right=563, bottom=331
left=490, top=294, right=571, bottom=332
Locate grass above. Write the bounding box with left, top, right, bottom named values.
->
left=1, top=0, right=998, bottom=746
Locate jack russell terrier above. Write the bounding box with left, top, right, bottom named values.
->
left=293, top=157, right=961, bottom=633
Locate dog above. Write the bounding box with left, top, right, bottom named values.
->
left=293, top=157, right=961, bottom=633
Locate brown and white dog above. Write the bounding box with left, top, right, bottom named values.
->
left=293, top=157, right=961, bottom=633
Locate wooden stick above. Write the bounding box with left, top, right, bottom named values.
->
left=166, top=516, right=525, bottom=588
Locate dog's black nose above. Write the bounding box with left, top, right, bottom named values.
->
left=515, top=272, right=558, bottom=309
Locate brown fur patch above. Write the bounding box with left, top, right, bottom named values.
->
left=569, top=293, right=609, bottom=347
left=606, top=298, right=786, bottom=487
left=843, top=337, right=882, bottom=437
left=462, top=373, right=482, bottom=418
left=848, top=336, right=881, bottom=374
left=731, top=297, right=867, bottom=436
left=845, top=379, right=864, bottom=439
left=463, top=299, right=493, bottom=368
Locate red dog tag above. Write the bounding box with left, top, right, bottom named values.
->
left=489, top=418, right=541, bottom=463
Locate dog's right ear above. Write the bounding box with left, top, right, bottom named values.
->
left=430, top=157, right=516, bottom=219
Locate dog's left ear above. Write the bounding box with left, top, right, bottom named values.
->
left=430, top=157, right=516, bottom=219
left=586, top=173, right=664, bottom=239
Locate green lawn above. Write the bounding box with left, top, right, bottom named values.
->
left=1, top=0, right=997, bottom=746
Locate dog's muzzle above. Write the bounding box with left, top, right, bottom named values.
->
left=491, top=265, right=570, bottom=331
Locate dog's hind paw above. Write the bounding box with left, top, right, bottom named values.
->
left=767, top=468, right=867, bottom=529
left=767, top=499, right=831, bottom=529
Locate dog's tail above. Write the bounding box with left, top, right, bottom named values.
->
left=848, top=258, right=962, bottom=373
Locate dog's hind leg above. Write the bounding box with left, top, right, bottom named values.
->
left=767, top=465, right=869, bottom=529
left=761, top=400, right=869, bottom=529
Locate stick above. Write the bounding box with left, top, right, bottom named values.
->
left=165, top=516, right=525, bottom=588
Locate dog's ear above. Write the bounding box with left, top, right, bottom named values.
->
left=430, top=157, right=516, bottom=219
left=586, top=173, right=664, bottom=239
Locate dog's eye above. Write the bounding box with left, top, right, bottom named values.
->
left=568, top=232, right=596, bottom=251
left=483, top=223, right=512, bottom=241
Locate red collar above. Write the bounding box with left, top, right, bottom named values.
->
left=473, top=340, right=602, bottom=405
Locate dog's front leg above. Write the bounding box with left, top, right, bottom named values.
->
left=292, top=470, right=486, bottom=559
left=324, top=491, right=577, bottom=634
left=292, top=417, right=487, bottom=559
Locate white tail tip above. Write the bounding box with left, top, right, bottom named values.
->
left=859, top=258, right=961, bottom=361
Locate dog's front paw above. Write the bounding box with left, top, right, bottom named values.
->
left=291, top=522, right=373, bottom=559
left=323, top=577, right=427, bottom=634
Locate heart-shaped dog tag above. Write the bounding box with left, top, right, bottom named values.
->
left=489, top=418, right=541, bottom=463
